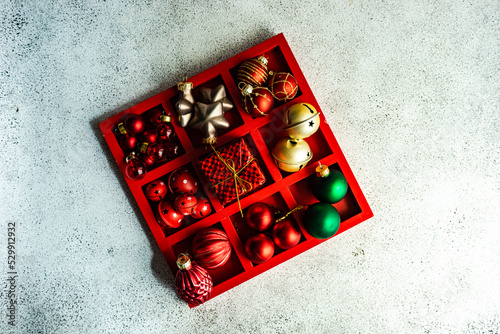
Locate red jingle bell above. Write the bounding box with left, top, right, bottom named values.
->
left=157, top=199, right=183, bottom=228
left=145, top=107, right=164, bottom=127
left=116, top=114, right=146, bottom=135
left=236, top=54, right=269, bottom=87
left=272, top=218, right=302, bottom=249
left=156, top=115, right=176, bottom=142
left=168, top=168, right=199, bottom=194
left=245, top=203, right=274, bottom=231
left=124, top=153, right=147, bottom=181
left=192, top=228, right=232, bottom=269
left=268, top=72, right=299, bottom=102
left=245, top=233, right=275, bottom=264
left=140, top=128, right=158, bottom=145
left=192, top=197, right=212, bottom=219
left=175, top=253, right=213, bottom=306
left=144, top=179, right=168, bottom=201
left=174, top=193, right=198, bottom=215
left=241, top=84, right=274, bottom=118
left=118, top=135, right=138, bottom=152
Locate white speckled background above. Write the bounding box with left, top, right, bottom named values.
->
left=1, top=1, right=499, bottom=333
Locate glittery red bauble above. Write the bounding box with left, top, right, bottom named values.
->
left=144, top=179, right=168, bottom=201
left=140, top=128, right=158, bottom=144
left=168, top=168, right=199, bottom=194
left=192, top=197, right=212, bottom=219
left=243, top=87, right=274, bottom=118
left=268, top=72, right=299, bottom=102
left=245, top=203, right=274, bottom=231
left=245, top=234, right=274, bottom=264
left=272, top=219, right=301, bottom=249
left=122, top=114, right=146, bottom=135
left=157, top=122, right=175, bottom=142
left=174, top=193, right=198, bottom=215
left=192, top=228, right=232, bottom=269
left=164, top=142, right=180, bottom=159
left=118, top=135, right=138, bottom=152
left=175, top=254, right=212, bottom=306
left=146, top=107, right=163, bottom=127
left=146, top=142, right=168, bottom=162
left=157, top=199, right=183, bottom=228
left=125, top=158, right=147, bottom=181
left=236, top=55, right=269, bottom=87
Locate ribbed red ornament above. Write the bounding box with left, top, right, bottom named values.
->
left=236, top=55, right=269, bottom=87
left=175, top=254, right=213, bottom=306
left=268, top=72, right=299, bottom=102
left=192, top=228, right=232, bottom=269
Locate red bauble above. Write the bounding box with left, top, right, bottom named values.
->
left=236, top=55, right=269, bottom=87
left=117, top=114, right=146, bottom=135
left=272, top=219, right=302, bottom=249
left=144, top=179, right=168, bottom=201
left=139, top=153, right=155, bottom=168
left=146, top=107, right=163, bottom=127
left=157, top=122, right=175, bottom=142
left=168, top=168, right=199, bottom=194
left=245, top=234, right=275, bottom=264
left=140, top=128, right=158, bottom=144
left=164, top=141, right=180, bottom=159
left=124, top=155, right=147, bottom=181
left=241, top=85, right=274, bottom=118
left=192, top=228, right=232, bottom=269
left=143, top=142, right=168, bottom=162
left=174, top=193, right=198, bottom=215
left=157, top=199, right=183, bottom=228
left=175, top=254, right=212, bottom=306
left=192, top=197, right=212, bottom=219
left=245, top=203, right=274, bottom=231
left=268, top=72, right=299, bottom=102
left=118, top=135, right=138, bottom=152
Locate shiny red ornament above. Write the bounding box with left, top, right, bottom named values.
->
left=241, top=84, right=274, bottom=118
left=245, top=234, right=275, bottom=264
left=157, top=199, right=183, bottom=228
left=175, top=254, right=212, bottom=306
left=140, top=142, right=168, bottom=163
left=164, top=141, right=180, bottom=159
left=192, top=197, right=212, bottom=219
left=174, top=193, right=198, bottom=215
left=145, top=107, right=164, bottom=127
left=144, top=179, right=168, bottom=201
left=268, top=72, right=299, bottom=102
left=118, top=135, right=138, bottom=152
left=116, top=114, right=146, bottom=135
left=168, top=168, right=199, bottom=194
left=236, top=55, right=269, bottom=87
left=124, top=154, right=147, bottom=181
left=156, top=115, right=176, bottom=142
left=139, top=153, right=155, bottom=168
left=140, top=128, right=158, bottom=144
left=192, top=228, right=232, bottom=269
left=245, top=203, right=274, bottom=231
left=272, top=219, right=302, bottom=249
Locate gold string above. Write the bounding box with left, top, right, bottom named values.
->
left=275, top=206, right=305, bottom=223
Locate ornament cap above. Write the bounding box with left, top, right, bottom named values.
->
left=257, top=55, right=268, bottom=66
left=177, top=81, right=193, bottom=91
left=160, top=114, right=172, bottom=123
left=176, top=253, right=192, bottom=270
left=240, top=83, right=254, bottom=96
left=202, top=135, right=218, bottom=145
left=125, top=152, right=138, bottom=164
left=139, top=142, right=149, bottom=153
left=117, top=122, right=127, bottom=135
left=316, top=164, right=330, bottom=178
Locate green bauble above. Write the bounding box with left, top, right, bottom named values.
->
left=303, top=202, right=340, bottom=239
left=312, top=167, right=348, bottom=204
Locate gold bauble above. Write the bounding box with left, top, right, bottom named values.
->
left=272, top=138, right=313, bottom=172
left=283, top=103, right=320, bottom=140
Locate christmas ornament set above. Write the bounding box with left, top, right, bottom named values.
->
left=99, top=33, right=373, bottom=307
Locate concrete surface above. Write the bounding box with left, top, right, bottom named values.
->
left=1, top=1, right=499, bottom=333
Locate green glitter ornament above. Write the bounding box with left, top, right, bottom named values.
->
left=303, top=202, right=340, bottom=239
left=312, top=164, right=348, bottom=204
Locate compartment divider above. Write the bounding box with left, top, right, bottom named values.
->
left=249, top=129, right=283, bottom=182
left=221, top=217, right=254, bottom=271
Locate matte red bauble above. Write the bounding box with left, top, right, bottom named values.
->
left=118, top=135, right=138, bottom=152
left=272, top=219, right=301, bottom=249
left=241, top=85, right=274, bottom=118
left=174, top=193, right=198, bottom=215
left=236, top=55, right=269, bottom=87
left=192, top=228, right=232, bottom=269
left=117, top=114, right=146, bottom=135
left=175, top=253, right=212, bottom=306
left=124, top=154, right=147, bottom=181
left=245, top=234, right=274, bottom=264
left=245, top=203, right=274, bottom=231
left=157, top=199, right=183, bottom=228
left=140, top=128, right=158, bottom=144
left=192, top=197, right=212, bottom=219
left=268, top=72, right=299, bottom=102
left=146, top=107, right=163, bottom=127
left=144, top=179, right=168, bottom=201
left=168, top=168, right=199, bottom=194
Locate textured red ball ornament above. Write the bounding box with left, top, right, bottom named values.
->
left=268, top=72, right=299, bottom=102
left=117, top=114, right=146, bottom=135
left=175, top=254, right=213, bottom=306
left=245, top=203, right=274, bottom=231
left=174, top=193, right=198, bottom=215
left=144, top=179, right=168, bottom=201
left=157, top=199, right=183, bottom=228
left=241, top=84, right=274, bottom=118
left=236, top=55, right=269, bottom=87
left=124, top=153, right=147, bottom=181
left=140, top=128, right=158, bottom=145
left=192, top=228, right=232, bottom=269
left=145, top=107, right=164, bottom=127
left=272, top=219, right=301, bottom=249
left=118, top=135, right=138, bottom=152
left=245, top=234, right=275, bottom=264
left=192, top=197, right=212, bottom=219
left=168, top=168, right=199, bottom=194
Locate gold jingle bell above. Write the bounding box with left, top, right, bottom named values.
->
left=272, top=138, right=313, bottom=172
left=283, top=103, right=320, bottom=140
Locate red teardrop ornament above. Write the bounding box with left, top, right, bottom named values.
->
left=192, top=228, right=232, bottom=269
left=175, top=254, right=213, bottom=306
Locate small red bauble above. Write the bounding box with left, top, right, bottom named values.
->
left=272, top=219, right=302, bottom=249
left=268, top=72, right=299, bottom=102
left=117, top=114, right=146, bottom=135
left=175, top=254, right=212, bottom=306
left=192, top=228, right=232, bottom=269
left=144, top=179, right=168, bottom=201
left=168, top=168, right=199, bottom=194
left=245, top=234, right=275, bottom=264
left=157, top=199, right=183, bottom=228
left=118, top=135, right=138, bottom=152
left=245, top=203, right=274, bottom=231
left=236, top=55, right=269, bottom=87
left=141, top=142, right=168, bottom=163
left=139, top=153, right=155, bottom=168
left=146, top=107, right=163, bottom=127
left=157, top=122, right=175, bottom=142
left=241, top=85, right=274, bottom=118
left=174, top=193, right=198, bottom=215
left=164, top=141, right=180, bottom=159
left=192, top=197, right=212, bottom=219
left=124, top=154, right=147, bottom=181
left=140, top=128, right=158, bottom=144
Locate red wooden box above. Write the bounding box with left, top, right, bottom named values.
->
left=99, top=33, right=373, bottom=306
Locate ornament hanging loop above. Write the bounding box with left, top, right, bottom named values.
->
left=275, top=205, right=305, bottom=223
